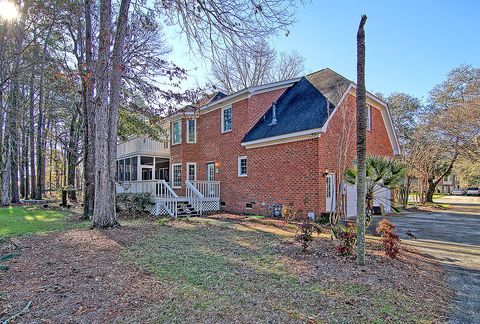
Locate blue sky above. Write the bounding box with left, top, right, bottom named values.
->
left=166, top=0, right=480, bottom=101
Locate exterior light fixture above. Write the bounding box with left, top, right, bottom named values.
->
left=322, top=169, right=329, bottom=177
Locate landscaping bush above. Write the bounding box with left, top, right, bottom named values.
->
left=281, top=204, right=301, bottom=223
left=376, top=219, right=401, bottom=258
left=332, top=223, right=357, bottom=256
left=295, top=218, right=322, bottom=253
left=116, top=193, right=155, bottom=216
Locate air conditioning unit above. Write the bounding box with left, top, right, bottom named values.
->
left=271, top=204, right=282, bottom=218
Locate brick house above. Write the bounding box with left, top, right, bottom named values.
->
left=116, top=68, right=400, bottom=217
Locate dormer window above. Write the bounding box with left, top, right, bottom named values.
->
left=221, top=106, right=232, bottom=133
left=171, top=120, right=182, bottom=145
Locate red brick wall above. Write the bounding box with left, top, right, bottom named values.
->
left=171, top=90, right=395, bottom=216
left=169, top=88, right=287, bottom=201
left=316, top=93, right=395, bottom=211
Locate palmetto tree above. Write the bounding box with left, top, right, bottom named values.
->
left=345, top=155, right=406, bottom=216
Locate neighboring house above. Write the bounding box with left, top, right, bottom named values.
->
left=116, top=68, right=400, bottom=218
left=437, top=174, right=460, bottom=194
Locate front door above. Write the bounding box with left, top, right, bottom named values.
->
left=206, top=162, right=215, bottom=181
left=326, top=174, right=336, bottom=212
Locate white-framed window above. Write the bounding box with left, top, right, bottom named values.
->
left=187, top=119, right=196, bottom=143
left=367, top=106, right=372, bottom=131
left=171, top=120, right=182, bottom=145
left=172, top=163, right=182, bottom=188
left=186, top=162, right=196, bottom=181
left=238, top=156, right=248, bottom=177
left=221, top=106, right=232, bottom=133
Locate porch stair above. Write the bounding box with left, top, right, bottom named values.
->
left=176, top=199, right=200, bottom=217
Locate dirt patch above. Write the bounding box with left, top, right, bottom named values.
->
left=1, top=223, right=164, bottom=323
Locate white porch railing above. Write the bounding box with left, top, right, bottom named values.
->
left=116, top=180, right=220, bottom=217
left=191, top=180, right=220, bottom=198
left=188, top=180, right=221, bottom=213
left=116, top=180, right=178, bottom=217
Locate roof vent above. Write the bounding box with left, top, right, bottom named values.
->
left=269, top=101, right=277, bottom=125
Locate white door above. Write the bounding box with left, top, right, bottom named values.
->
left=206, top=163, right=215, bottom=181
left=326, top=174, right=336, bottom=212
left=346, top=184, right=357, bottom=217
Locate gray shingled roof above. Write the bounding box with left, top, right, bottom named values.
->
left=242, top=77, right=335, bottom=143
left=306, top=68, right=352, bottom=106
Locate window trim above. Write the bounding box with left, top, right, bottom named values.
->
left=221, top=106, right=232, bottom=133
left=367, top=106, right=372, bottom=131
left=186, top=162, right=197, bottom=182
left=186, top=118, right=196, bottom=143
left=238, top=156, right=248, bottom=177
left=171, top=163, right=182, bottom=188
left=171, top=120, right=182, bottom=145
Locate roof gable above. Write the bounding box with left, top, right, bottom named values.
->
left=242, top=77, right=334, bottom=143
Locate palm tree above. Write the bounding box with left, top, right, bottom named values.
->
left=345, top=155, right=406, bottom=220
left=356, top=15, right=368, bottom=266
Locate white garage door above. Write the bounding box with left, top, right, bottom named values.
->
left=373, top=186, right=391, bottom=213
left=346, top=184, right=357, bottom=218
left=345, top=184, right=391, bottom=217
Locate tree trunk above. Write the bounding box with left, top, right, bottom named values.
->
left=92, top=0, right=131, bottom=228
left=29, top=70, right=37, bottom=198
left=82, top=0, right=95, bottom=218
left=35, top=24, right=53, bottom=200
left=355, top=15, right=368, bottom=266
left=20, top=114, right=27, bottom=199
left=67, top=112, right=79, bottom=201
left=425, top=153, right=458, bottom=203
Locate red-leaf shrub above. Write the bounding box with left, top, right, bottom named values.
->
left=376, top=219, right=401, bottom=258
left=333, top=223, right=357, bottom=256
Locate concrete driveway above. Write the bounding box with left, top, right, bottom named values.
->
left=370, top=195, right=480, bottom=324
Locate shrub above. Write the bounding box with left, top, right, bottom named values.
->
left=281, top=204, right=301, bottom=223
left=376, top=219, right=401, bottom=258
left=295, top=218, right=322, bottom=253
left=333, top=223, right=357, bottom=256
left=116, top=193, right=155, bottom=216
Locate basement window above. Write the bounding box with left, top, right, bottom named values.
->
left=246, top=203, right=253, bottom=209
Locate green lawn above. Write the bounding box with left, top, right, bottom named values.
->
left=0, top=206, right=87, bottom=237
left=124, top=218, right=442, bottom=323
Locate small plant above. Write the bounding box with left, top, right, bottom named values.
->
left=281, top=203, right=301, bottom=223
left=376, top=219, right=401, bottom=258
left=295, top=218, right=321, bottom=253
left=333, top=222, right=357, bottom=256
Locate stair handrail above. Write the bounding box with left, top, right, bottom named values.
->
left=185, top=180, right=204, bottom=215
left=158, top=180, right=179, bottom=199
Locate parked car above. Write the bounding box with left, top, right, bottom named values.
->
left=452, top=188, right=467, bottom=195
left=466, top=187, right=480, bottom=196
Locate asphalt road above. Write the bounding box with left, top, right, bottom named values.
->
left=370, top=195, right=480, bottom=324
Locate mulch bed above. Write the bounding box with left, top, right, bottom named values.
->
left=1, top=223, right=164, bottom=323
left=208, top=214, right=453, bottom=322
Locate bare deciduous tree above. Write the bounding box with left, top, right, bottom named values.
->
left=211, top=40, right=304, bottom=93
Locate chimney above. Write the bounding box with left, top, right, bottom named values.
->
left=269, top=101, right=277, bottom=125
